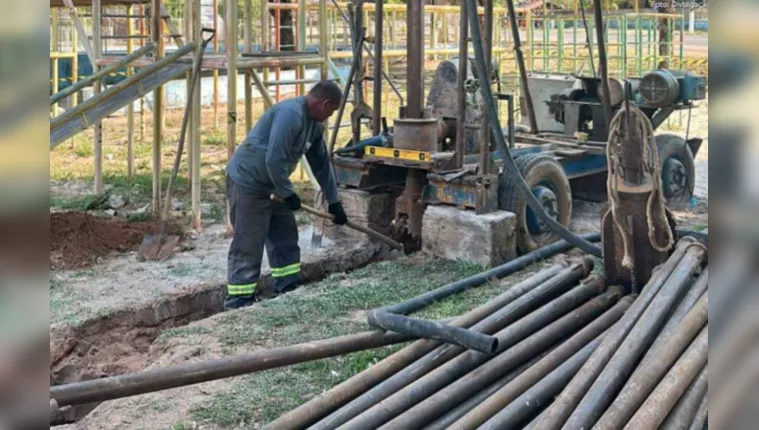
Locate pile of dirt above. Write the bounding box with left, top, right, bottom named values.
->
left=50, top=212, right=174, bottom=269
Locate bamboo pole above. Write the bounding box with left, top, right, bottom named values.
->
left=152, top=0, right=165, bottom=217
left=70, top=18, right=79, bottom=149
left=297, top=0, right=307, bottom=97
left=185, top=0, right=194, bottom=184
left=51, top=10, right=60, bottom=117
left=191, top=0, right=202, bottom=229
left=93, top=0, right=103, bottom=194
left=140, top=4, right=146, bottom=141
left=244, top=0, right=253, bottom=132
left=261, top=0, right=270, bottom=105
left=225, top=0, right=239, bottom=235
left=213, top=0, right=220, bottom=129
left=127, top=5, right=135, bottom=179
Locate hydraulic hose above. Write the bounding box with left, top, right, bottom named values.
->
left=464, top=0, right=602, bottom=257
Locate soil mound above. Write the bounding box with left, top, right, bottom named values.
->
left=50, top=212, right=165, bottom=269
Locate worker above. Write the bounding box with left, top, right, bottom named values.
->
left=224, top=81, right=348, bottom=310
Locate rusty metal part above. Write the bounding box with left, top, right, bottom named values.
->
left=660, top=365, right=708, bottom=430
left=451, top=294, right=632, bottom=430
left=592, top=0, right=613, bottom=125
left=372, top=0, right=382, bottom=135
left=601, top=180, right=675, bottom=291
left=455, top=0, right=468, bottom=168
left=310, top=263, right=590, bottom=430
left=479, top=0, right=493, bottom=176
left=503, top=0, right=537, bottom=132
left=646, top=268, right=708, bottom=354
left=479, top=330, right=609, bottom=429
left=350, top=101, right=373, bottom=143
left=342, top=276, right=610, bottom=430
left=392, top=117, right=440, bottom=152
left=367, top=310, right=499, bottom=354
left=392, top=169, right=426, bottom=250
left=50, top=329, right=415, bottom=407
left=593, top=292, right=708, bottom=429
left=269, top=264, right=567, bottom=430
left=406, top=0, right=424, bottom=119
left=622, top=327, right=708, bottom=430
left=563, top=242, right=706, bottom=429
left=534, top=239, right=694, bottom=430
left=328, top=26, right=364, bottom=155
left=423, top=348, right=555, bottom=430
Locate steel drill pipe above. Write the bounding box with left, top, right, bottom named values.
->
left=480, top=330, right=609, bottom=430
left=534, top=238, right=695, bottom=430
left=382, top=239, right=597, bottom=316
left=687, top=393, right=708, bottom=430
left=422, top=349, right=555, bottom=430
left=267, top=264, right=569, bottom=430
left=646, top=268, right=707, bottom=354
left=405, top=288, right=628, bottom=430
left=452, top=295, right=634, bottom=430
left=307, top=262, right=591, bottom=430
left=660, top=365, right=708, bottom=430
left=50, top=329, right=415, bottom=407
left=592, top=292, right=708, bottom=429
left=343, top=277, right=610, bottom=430
left=378, top=284, right=622, bottom=430
left=367, top=310, right=498, bottom=354
left=623, top=327, right=708, bottom=430
left=562, top=241, right=707, bottom=430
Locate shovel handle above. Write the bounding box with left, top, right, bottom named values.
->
left=270, top=194, right=403, bottom=251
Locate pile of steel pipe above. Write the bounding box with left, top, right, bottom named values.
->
left=270, top=236, right=708, bottom=429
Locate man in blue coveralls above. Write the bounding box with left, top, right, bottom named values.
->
left=224, top=81, right=348, bottom=310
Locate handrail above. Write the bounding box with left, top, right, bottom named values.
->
left=50, top=43, right=156, bottom=105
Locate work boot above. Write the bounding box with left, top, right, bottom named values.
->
left=223, top=294, right=257, bottom=311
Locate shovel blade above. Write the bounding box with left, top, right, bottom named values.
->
left=137, top=233, right=162, bottom=261
left=155, top=235, right=181, bottom=261
left=137, top=233, right=180, bottom=261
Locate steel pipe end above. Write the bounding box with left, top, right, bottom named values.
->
left=579, top=256, right=595, bottom=277
left=489, top=338, right=499, bottom=355
left=581, top=274, right=607, bottom=292
left=605, top=285, right=626, bottom=300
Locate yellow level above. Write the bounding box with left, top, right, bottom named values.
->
left=365, top=146, right=431, bottom=162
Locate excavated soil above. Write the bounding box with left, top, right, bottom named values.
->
left=50, top=212, right=181, bottom=270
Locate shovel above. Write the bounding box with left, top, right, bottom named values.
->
left=138, top=28, right=216, bottom=261
left=270, top=194, right=404, bottom=251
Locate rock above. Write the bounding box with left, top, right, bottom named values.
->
left=135, top=204, right=151, bottom=214
left=106, top=153, right=114, bottom=161
left=108, top=194, right=126, bottom=209
left=200, top=203, right=214, bottom=216
left=171, top=198, right=183, bottom=211
left=104, top=209, right=116, bottom=216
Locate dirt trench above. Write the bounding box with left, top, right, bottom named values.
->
left=49, top=237, right=399, bottom=426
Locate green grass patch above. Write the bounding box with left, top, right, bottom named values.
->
left=692, top=224, right=708, bottom=232
left=187, top=257, right=531, bottom=428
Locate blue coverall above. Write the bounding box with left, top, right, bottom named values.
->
left=225, top=96, right=340, bottom=307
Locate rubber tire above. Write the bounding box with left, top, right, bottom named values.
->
left=655, top=133, right=696, bottom=208
left=499, top=153, right=573, bottom=253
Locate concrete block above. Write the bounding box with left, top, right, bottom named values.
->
left=324, top=188, right=395, bottom=244
left=422, top=205, right=517, bottom=267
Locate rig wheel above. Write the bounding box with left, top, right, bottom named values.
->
left=499, top=153, right=573, bottom=253
left=655, top=133, right=696, bottom=208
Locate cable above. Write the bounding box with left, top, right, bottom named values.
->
left=464, top=0, right=603, bottom=258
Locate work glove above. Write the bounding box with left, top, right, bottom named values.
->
left=328, top=202, right=348, bottom=225
left=284, top=193, right=302, bottom=211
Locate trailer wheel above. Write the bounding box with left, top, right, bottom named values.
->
left=499, top=153, right=573, bottom=253
left=655, top=134, right=695, bottom=207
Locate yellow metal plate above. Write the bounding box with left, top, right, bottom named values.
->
left=365, top=146, right=431, bottom=162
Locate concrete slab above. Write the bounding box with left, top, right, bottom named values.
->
left=422, top=205, right=518, bottom=267
left=324, top=188, right=395, bottom=244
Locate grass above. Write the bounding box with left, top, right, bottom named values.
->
left=176, top=257, right=544, bottom=428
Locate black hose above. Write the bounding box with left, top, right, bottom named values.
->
left=464, top=0, right=603, bottom=257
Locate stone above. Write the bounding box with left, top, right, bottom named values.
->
left=323, top=188, right=395, bottom=245
left=200, top=203, right=214, bottom=216
left=108, top=194, right=126, bottom=209
left=422, top=205, right=517, bottom=267
left=171, top=198, right=183, bottom=211
left=104, top=209, right=117, bottom=217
